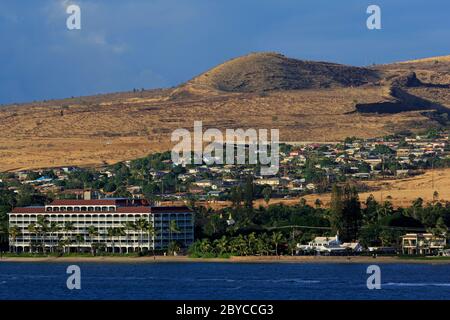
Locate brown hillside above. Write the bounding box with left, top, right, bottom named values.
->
left=185, top=52, right=379, bottom=93
left=0, top=52, right=449, bottom=171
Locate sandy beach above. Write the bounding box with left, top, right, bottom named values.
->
left=1, top=255, right=450, bottom=264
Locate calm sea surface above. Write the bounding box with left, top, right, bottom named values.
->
left=0, top=262, right=449, bottom=300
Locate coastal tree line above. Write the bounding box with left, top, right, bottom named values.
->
left=189, top=181, right=450, bottom=257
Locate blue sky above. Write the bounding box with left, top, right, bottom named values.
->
left=1, top=0, right=449, bottom=104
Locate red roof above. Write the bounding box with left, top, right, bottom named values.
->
left=10, top=206, right=190, bottom=214
left=117, top=207, right=151, bottom=213
left=50, top=199, right=118, bottom=206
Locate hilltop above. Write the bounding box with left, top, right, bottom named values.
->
left=0, top=52, right=449, bottom=171
left=183, top=52, right=379, bottom=93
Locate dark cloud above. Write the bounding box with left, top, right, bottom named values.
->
left=1, top=0, right=449, bottom=104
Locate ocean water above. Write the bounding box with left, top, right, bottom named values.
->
left=0, top=262, right=449, bottom=300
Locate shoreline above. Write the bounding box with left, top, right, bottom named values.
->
left=1, top=255, right=450, bottom=264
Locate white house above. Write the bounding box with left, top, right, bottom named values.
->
left=297, top=235, right=362, bottom=253
left=341, top=242, right=363, bottom=252
left=297, top=235, right=344, bottom=253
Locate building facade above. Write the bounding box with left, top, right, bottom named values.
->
left=8, top=199, right=194, bottom=253
left=401, top=233, right=446, bottom=255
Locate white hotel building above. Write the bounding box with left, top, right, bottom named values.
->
left=8, top=198, right=194, bottom=253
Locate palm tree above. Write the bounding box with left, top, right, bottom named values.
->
left=49, top=221, right=60, bottom=253
left=259, top=233, right=271, bottom=256
left=147, top=224, right=157, bottom=257
left=27, top=223, right=37, bottom=253
left=37, top=216, right=49, bottom=253
left=57, top=237, right=69, bottom=254
left=169, top=219, right=180, bottom=244
left=0, top=223, right=7, bottom=247
left=135, top=218, right=149, bottom=253
left=63, top=222, right=75, bottom=253
left=123, top=221, right=136, bottom=253
left=213, top=236, right=228, bottom=256
left=247, top=232, right=257, bottom=255
left=74, top=234, right=84, bottom=253
left=167, top=241, right=180, bottom=256
left=87, top=225, right=98, bottom=255
left=198, top=239, right=212, bottom=255
left=288, top=239, right=298, bottom=256
left=255, top=236, right=266, bottom=256
left=262, top=187, right=272, bottom=205
left=8, top=226, right=21, bottom=253
left=115, top=227, right=126, bottom=254
left=107, top=227, right=116, bottom=253
left=271, top=231, right=284, bottom=256
left=231, top=234, right=247, bottom=256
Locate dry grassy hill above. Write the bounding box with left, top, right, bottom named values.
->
left=0, top=52, right=449, bottom=171
left=185, top=52, right=379, bottom=92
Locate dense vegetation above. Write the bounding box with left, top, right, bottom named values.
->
left=188, top=183, right=450, bottom=257
left=1, top=142, right=449, bottom=255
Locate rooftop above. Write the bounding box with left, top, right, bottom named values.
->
left=9, top=198, right=191, bottom=214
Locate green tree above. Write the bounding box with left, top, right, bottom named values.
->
left=27, top=223, right=37, bottom=253
left=330, top=184, right=362, bottom=242
left=49, top=221, right=60, bottom=253
left=37, top=216, right=49, bottom=253
left=271, top=232, right=284, bottom=256
left=8, top=225, right=21, bottom=253
left=135, top=218, right=149, bottom=253
left=262, top=187, right=272, bottom=205
left=330, top=184, right=344, bottom=236
left=167, top=241, right=180, bottom=256
left=62, top=221, right=75, bottom=254
left=74, top=234, right=84, bottom=253
left=213, top=236, right=229, bottom=256
left=87, top=225, right=98, bottom=255
left=169, top=219, right=180, bottom=244
left=147, top=224, right=157, bottom=257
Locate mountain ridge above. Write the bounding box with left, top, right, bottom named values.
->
left=0, top=52, right=449, bottom=171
